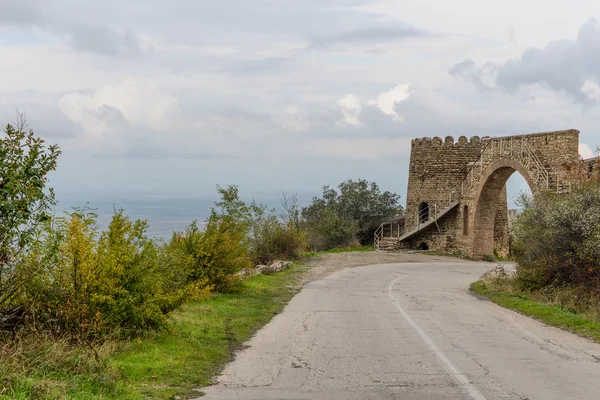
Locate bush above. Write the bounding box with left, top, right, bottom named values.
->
left=169, top=218, right=251, bottom=293
left=512, top=180, right=600, bottom=292
left=5, top=182, right=307, bottom=340
left=267, top=224, right=307, bottom=261
left=246, top=201, right=307, bottom=265
left=301, top=179, right=402, bottom=250
left=303, top=207, right=357, bottom=251
left=22, top=209, right=202, bottom=339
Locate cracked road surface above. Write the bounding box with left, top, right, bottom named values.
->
left=199, top=257, right=600, bottom=399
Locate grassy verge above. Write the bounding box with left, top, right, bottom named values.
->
left=1, top=263, right=308, bottom=400
left=304, top=245, right=374, bottom=258
left=471, top=281, right=600, bottom=343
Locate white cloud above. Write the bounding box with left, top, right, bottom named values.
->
left=338, top=94, right=362, bottom=125
left=59, top=78, right=179, bottom=141
left=582, top=81, right=600, bottom=102
left=367, top=83, right=412, bottom=121
left=579, top=143, right=596, bottom=159
left=338, top=83, right=412, bottom=125
left=282, top=105, right=310, bottom=131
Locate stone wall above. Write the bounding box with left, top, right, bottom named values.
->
left=493, top=185, right=509, bottom=258
left=401, top=129, right=581, bottom=258
left=515, top=130, right=580, bottom=172
left=405, top=136, right=482, bottom=231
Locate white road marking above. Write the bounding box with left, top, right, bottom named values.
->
left=388, top=276, right=487, bottom=400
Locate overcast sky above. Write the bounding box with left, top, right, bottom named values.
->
left=1, top=0, right=599, bottom=206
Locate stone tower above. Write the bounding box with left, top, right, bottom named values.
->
left=378, top=130, right=581, bottom=258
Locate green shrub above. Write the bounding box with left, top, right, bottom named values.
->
left=170, top=219, right=251, bottom=293
left=303, top=208, right=357, bottom=251
left=512, top=180, right=600, bottom=291
left=167, top=186, right=255, bottom=292
left=267, top=224, right=307, bottom=261
left=246, top=203, right=307, bottom=264
left=22, top=209, right=202, bottom=339
left=301, top=179, right=402, bottom=250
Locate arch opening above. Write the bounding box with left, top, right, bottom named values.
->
left=472, top=163, right=534, bottom=259
left=419, top=242, right=429, bottom=251
left=419, top=202, right=429, bottom=223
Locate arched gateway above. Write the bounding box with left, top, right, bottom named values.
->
left=374, top=130, right=585, bottom=258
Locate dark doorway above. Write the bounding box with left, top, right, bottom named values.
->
left=419, top=242, right=429, bottom=250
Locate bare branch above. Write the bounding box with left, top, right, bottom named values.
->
left=8, top=107, right=30, bottom=132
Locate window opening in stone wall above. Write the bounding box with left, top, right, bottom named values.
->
left=419, top=242, right=429, bottom=251
left=419, top=202, right=429, bottom=223
left=463, top=205, right=469, bottom=236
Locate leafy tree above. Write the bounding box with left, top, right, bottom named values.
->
left=0, top=120, right=60, bottom=309
left=171, top=186, right=253, bottom=292
left=302, top=179, right=403, bottom=249
left=336, top=179, right=403, bottom=243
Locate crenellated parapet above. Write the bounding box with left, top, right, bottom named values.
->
left=411, top=135, right=484, bottom=147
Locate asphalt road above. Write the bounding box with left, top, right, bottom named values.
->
left=199, top=260, right=600, bottom=399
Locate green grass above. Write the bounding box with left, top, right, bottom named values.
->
left=0, top=340, right=137, bottom=400
left=304, top=245, right=374, bottom=258
left=471, top=281, right=600, bottom=343
left=112, top=263, right=306, bottom=398
left=1, top=264, right=307, bottom=400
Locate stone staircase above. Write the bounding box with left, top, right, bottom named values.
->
left=374, top=197, right=460, bottom=251
left=398, top=201, right=460, bottom=242
left=377, top=237, right=401, bottom=251
left=375, top=135, right=563, bottom=251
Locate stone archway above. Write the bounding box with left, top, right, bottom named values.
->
left=471, top=159, right=535, bottom=258
left=381, top=130, right=582, bottom=257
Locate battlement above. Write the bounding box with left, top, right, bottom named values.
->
left=411, top=129, right=580, bottom=148
left=411, top=136, right=483, bottom=147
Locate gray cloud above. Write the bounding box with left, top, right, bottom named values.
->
left=68, top=26, right=145, bottom=57
left=0, top=99, right=80, bottom=139
left=311, top=25, right=429, bottom=49
left=87, top=105, right=128, bottom=127
left=448, top=58, right=498, bottom=90
left=0, top=0, right=147, bottom=57
left=448, top=59, right=476, bottom=77
left=451, top=18, right=600, bottom=103
left=0, top=1, right=43, bottom=25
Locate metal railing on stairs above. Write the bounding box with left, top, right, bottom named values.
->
left=374, top=196, right=459, bottom=250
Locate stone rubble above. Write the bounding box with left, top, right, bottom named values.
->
left=236, top=261, right=293, bottom=278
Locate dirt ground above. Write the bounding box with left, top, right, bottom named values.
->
left=301, top=250, right=478, bottom=284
